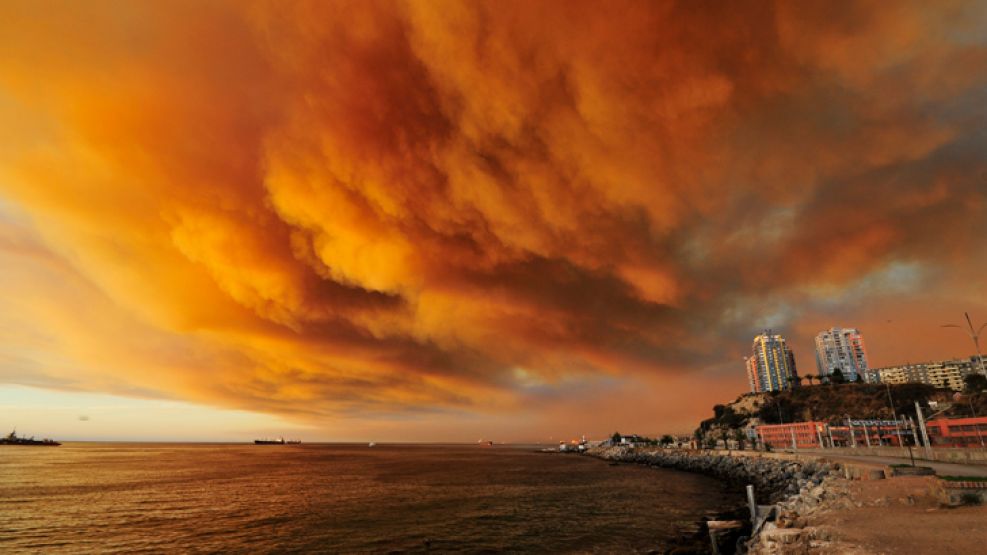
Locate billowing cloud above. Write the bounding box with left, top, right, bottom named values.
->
left=1, top=0, right=986, bottom=438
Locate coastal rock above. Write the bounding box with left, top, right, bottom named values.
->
left=588, top=446, right=860, bottom=555
left=761, top=528, right=803, bottom=544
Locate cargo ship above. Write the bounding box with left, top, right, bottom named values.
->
left=253, top=437, right=301, bottom=445
left=1, top=430, right=61, bottom=446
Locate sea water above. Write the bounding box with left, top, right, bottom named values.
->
left=0, top=443, right=742, bottom=552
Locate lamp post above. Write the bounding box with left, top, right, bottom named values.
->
left=942, top=312, right=987, bottom=377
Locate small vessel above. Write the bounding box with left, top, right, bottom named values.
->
left=368, top=442, right=376, bottom=447
left=254, top=437, right=301, bottom=445
left=1, top=430, right=61, bottom=446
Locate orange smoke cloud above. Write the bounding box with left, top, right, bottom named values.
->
left=1, top=1, right=986, bottom=437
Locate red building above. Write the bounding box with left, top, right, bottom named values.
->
left=756, top=422, right=826, bottom=449
left=756, top=420, right=911, bottom=449
left=756, top=417, right=987, bottom=449
left=926, top=416, right=987, bottom=447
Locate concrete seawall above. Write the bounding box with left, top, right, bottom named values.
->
left=799, top=445, right=987, bottom=465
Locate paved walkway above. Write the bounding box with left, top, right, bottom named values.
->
left=812, top=452, right=987, bottom=477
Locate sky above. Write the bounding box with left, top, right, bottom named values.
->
left=1, top=0, right=986, bottom=442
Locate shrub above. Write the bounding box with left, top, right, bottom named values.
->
left=960, top=493, right=982, bottom=506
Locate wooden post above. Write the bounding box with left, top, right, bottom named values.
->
left=708, top=521, right=743, bottom=555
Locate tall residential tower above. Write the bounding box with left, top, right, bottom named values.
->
left=746, top=331, right=798, bottom=393
left=814, top=327, right=868, bottom=382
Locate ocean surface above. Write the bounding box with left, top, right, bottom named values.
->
left=0, top=443, right=742, bottom=553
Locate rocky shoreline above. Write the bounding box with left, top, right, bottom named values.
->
left=589, top=446, right=862, bottom=554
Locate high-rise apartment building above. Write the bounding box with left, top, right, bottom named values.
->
left=746, top=331, right=798, bottom=393
left=814, top=327, right=868, bottom=382
left=745, top=355, right=759, bottom=393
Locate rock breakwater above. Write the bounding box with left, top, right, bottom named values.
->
left=592, top=446, right=839, bottom=502
left=590, top=447, right=861, bottom=553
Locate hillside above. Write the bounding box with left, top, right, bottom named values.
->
left=695, top=383, right=984, bottom=436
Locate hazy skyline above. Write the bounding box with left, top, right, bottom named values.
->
left=2, top=1, right=986, bottom=441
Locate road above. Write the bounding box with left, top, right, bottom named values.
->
left=813, top=452, right=987, bottom=477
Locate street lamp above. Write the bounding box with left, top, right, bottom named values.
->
left=942, top=312, right=987, bottom=377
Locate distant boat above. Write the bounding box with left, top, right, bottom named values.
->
left=368, top=442, right=376, bottom=447
left=1, top=430, right=60, bottom=446
left=254, top=438, right=284, bottom=445
left=254, top=437, right=300, bottom=445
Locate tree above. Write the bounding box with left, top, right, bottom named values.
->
left=806, top=375, right=815, bottom=386
left=717, top=406, right=745, bottom=428
left=732, top=429, right=746, bottom=450
left=659, top=434, right=675, bottom=447
left=611, top=432, right=622, bottom=444
left=713, top=404, right=726, bottom=419
left=965, top=373, right=987, bottom=393
left=854, top=373, right=864, bottom=384
left=831, top=368, right=846, bottom=384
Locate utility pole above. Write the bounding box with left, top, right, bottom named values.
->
left=886, top=383, right=906, bottom=456
left=846, top=417, right=857, bottom=448
left=967, top=397, right=986, bottom=450
left=790, top=427, right=797, bottom=451
left=942, top=312, right=987, bottom=377
left=827, top=425, right=834, bottom=449
left=915, top=402, right=932, bottom=460
left=907, top=415, right=918, bottom=448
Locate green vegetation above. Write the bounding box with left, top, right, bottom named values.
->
left=939, top=475, right=987, bottom=482
left=965, top=373, right=987, bottom=393
left=753, top=383, right=938, bottom=425
left=694, top=383, right=953, bottom=442
left=960, top=493, right=983, bottom=506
